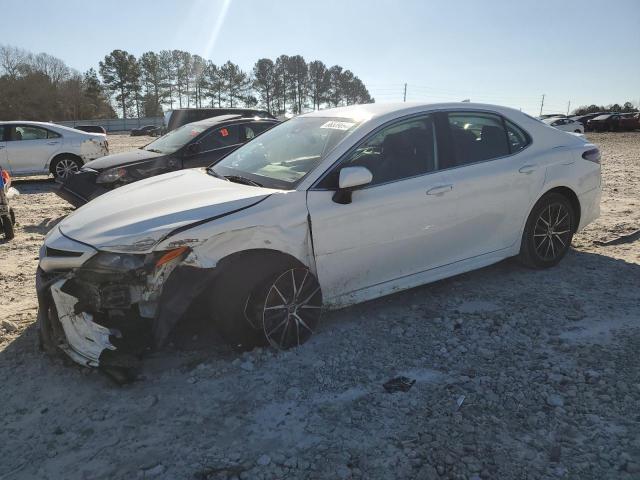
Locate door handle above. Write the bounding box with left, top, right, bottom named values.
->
left=426, top=184, right=453, bottom=196
left=47, top=141, right=60, bottom=145
left=518, top=165, right=537, bottom=174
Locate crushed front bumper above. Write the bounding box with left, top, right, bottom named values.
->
left=36, top=233, right=216, bottom=370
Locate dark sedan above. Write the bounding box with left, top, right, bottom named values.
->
left=57, top=115, right=278, bottom=207
left=130, top=125, right=162, bottom=136
left=587, top=114, right=622, bottom=132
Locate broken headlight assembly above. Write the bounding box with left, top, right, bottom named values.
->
left=83, top=251, right=148, bottom=273
left=96, top=157, right=178, bottom=185
left=83, top=247, right=191, bottom=274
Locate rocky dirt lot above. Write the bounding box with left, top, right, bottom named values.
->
left=0, top=132, right=639, bottom=480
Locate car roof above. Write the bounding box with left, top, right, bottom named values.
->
left=188, top=115, right=279, bottom=128
left=0, top=120, right=99, bottom=135
left=300, top=102, right=530, bottom=122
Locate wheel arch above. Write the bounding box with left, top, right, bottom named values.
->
left=540, top=186, right=581, bottom=231
left=49, top=152, right=83, bottom=174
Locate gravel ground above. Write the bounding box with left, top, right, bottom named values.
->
left=0, top=132, right=639, bottom=480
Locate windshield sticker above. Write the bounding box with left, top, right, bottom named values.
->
left=320, top=120, right=356, bottom=131
left=220, top=128, right=229, bottom=137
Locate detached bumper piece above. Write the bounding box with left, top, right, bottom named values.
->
left=49, top=280, right=118, bottom=367
left=56, top=169, right=110, bottom=208
left=37, top=268, right=151, bottom=377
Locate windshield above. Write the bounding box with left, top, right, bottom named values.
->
left=143, top=124, right=205, bottom=154
left=210, top=117, right=360, bottom=189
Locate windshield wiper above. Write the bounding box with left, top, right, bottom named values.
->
left=224, top=175, right=263, bottom=187
left=206, top=167, right=228, bottom=181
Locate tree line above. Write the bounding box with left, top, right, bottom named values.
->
left=572, top=102, right=638, bottom=116
left=99, top=49, right=374, bottom=118
left=0, top=45, right=115, bottom=121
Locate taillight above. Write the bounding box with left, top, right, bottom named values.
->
left=582, top=148, right=601, bottom=164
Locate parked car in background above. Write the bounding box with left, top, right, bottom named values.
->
left=57, top=115, right=279, bottom=207
left=543, top=117, right=584, bottom=133
left=73, top=125, right=107, bottom=136
left=571, top=113, right=609, bottom=130
left=0, top=121, right=109, bottom=179
left=538, top=114, right=567, bottom=120
left=164, top=108, right=275, bottom=132
left=619, top=113, right=640, bottom=131
left=587, top=114, right=622, bottom=132
left=38, top=102, right=601, bottom=371
left=130, top=125, right=162, bottom=136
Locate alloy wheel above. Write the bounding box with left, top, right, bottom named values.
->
left=55, top=159, right=79, bottom=178
left=261, top=268, right=322, bottom=349
left=533, top=203, right=572, bottom=261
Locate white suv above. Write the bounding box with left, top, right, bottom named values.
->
left=0, top=121, right=109, bottom=179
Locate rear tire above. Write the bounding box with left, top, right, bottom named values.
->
left=1, top=215, right=14, bottom=240
left=51, top=156, right=82, bottom=180
left=519, top=193, right=575, bottom=269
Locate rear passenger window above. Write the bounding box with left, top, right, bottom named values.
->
left=199, top=125, right=240, bottom=151
left=447, top=113, right=509, bottom=165
left=47, top=130, right=61, bottom=139
left=504, top=120, right=529, bottom=153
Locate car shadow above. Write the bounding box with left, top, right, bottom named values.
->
left=11, top=177, right=57, bottom=195
left=0, top=248, right=638, bottom=386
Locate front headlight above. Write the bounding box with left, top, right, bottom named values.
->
left=96, top=157, right=176, bottom=185
left=96, top=167, right=127, bottom=184
left=83, top=251, right=147, bottom=272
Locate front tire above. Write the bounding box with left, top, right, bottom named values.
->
left=210, top=255, right=322, bottom=350
left=519, top=193, right=575, bottom=268
left=52, top=156, right=82, bottom=180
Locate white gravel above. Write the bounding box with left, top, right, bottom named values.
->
left=0, top=132, right=639, bottom=480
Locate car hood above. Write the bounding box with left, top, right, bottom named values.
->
left=82, top=149, right=165, bottom=171
left=57, top=169, right=273, bottom=252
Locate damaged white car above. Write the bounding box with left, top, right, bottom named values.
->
left=0, top=121, right=109, bottom=179
left=36, top=103, right=601, bottom=373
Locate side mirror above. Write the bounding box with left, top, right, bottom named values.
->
left=186, top=142, right=201, bottom=155
left=332, top=166, right=373, bottom=204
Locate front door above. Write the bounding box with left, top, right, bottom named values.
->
left=306, top=114, right=459, bottom=301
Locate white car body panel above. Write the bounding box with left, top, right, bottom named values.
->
left=0, top=121, right=108, bottom=176
left=45, top=102, right=601, bottom=312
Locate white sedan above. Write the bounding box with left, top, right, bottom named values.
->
left=543, top=117, right=585, bottom=134
left=0, top=121, right=109, bottom=179
left=37, top=102, right=601, bottom=370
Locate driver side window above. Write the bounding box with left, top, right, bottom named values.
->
left=324, top=115, right=437, bottom=188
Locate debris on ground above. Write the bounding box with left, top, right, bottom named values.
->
left=383, top=376, right=416, bottom=393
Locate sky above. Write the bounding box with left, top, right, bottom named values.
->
left=3, top=0, right=639, bottom=115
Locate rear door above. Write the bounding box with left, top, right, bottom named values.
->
left=440, top=111, right=543, bottom=260
left=6, top=124, right=62, bottom=175
left=184, top=124, right=243, bottom=168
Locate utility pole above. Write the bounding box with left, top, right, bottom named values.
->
left=539, top=94, right=545, bottom=116
left=403, top=83, right=407, bottom=102
left=567, top=100, right=571, bottom=116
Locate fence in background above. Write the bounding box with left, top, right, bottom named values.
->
left=56, top=116, right=164, bottom=132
